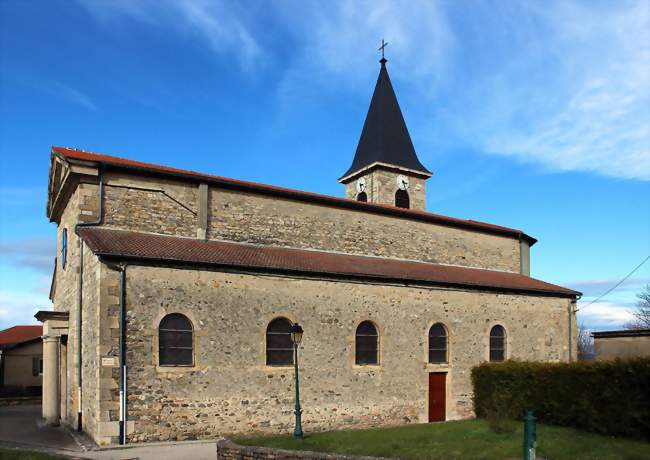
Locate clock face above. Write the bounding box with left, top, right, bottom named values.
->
left=396, top=174, right=410, bottom=190
left=356, top=177, right=366, bottom=193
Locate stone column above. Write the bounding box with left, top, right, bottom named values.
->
left=42, top=335, right=60, bottom=426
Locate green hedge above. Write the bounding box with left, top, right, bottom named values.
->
left=471, top=358, right=650, bottom=439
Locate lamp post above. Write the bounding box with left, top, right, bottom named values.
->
left=290, top=322, right=304, bottom=439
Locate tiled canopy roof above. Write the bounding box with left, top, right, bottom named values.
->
left=79, top=228, right=578, bottom=297
left=0, top=325, right=42, bottom=349
left=51, top=146, right=537, bottom=245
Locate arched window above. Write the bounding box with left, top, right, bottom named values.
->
left=428, top=323, right=448, bottom=363
left=489, top=325, right=506, bottom=362
left=159, top=313, right=193, bottom=366
left=61, top=228, right=67, bottom=269
left=395, top=189, right=410, bottom=209
left=266, top=317, right=293, bottom=366
left=355, top=321, right=379, bottom=365
left=357, top=192, right=368, bottom=202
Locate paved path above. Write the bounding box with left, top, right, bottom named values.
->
left=0, top=404, right=81, bottom=452
left=83, top=442, right=217, bottom=460
left=0, top=403, right=219, bottom=459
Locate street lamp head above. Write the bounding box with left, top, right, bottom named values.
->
left=290, top=323, right=304, bottom=345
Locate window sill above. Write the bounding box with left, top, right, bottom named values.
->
left=156, top=365, right=198, bottom=374
left=264, top=364, right=295, bottom=371
left=352, top=364, right=381, bottom=371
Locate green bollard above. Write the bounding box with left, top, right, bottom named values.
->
left=523, top=411, right=537, bottom=460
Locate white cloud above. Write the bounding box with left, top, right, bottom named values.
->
left=77, top=0, right=262, bottom=70
left=453, top=1, right=650, bottom=180
left=0, top=237, right=55, bottom=273
left=0, top=290, right=49, bottom=329
left=577, top=301, right=635, bottom=331
left=77, top=0, right=649, bottom=181
left=279, top=1, right=453, bottom=88
left=565, top=276, right=649, bottom=298
left=52, top=82, right=100, bottom=112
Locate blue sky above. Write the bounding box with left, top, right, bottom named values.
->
left=0, top=0, right=648, bottom=332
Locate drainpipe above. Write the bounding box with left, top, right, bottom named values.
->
left=118, top=265, right=128, bottom=445
left=73, top=165, right=104, bottom=432
left=102, top=260, right=128, bottom=445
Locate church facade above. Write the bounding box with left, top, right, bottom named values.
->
left=38, top=59, right=579, bottom=446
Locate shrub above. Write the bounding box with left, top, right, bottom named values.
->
left=471, top=358, right=650, bottom=440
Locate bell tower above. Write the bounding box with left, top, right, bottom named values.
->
left=339, top=49, right=431, bottom=211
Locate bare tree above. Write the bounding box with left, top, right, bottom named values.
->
left=625, top=284, right=650, bottom=330
left=577, top=323, right=594, bottom=360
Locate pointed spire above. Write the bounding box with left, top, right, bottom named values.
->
left=340, top=56, right=431, bottom=181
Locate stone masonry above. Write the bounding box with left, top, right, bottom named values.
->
left=122, top=265, right=572, bottom=442
left=99, top=170, right=522, bottom=274
left=45, top=152, right=576, bottom=446
left=343, top=168, right=427, bottom=212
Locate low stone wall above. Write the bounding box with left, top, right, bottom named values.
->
left=217, top=439, right=399, bottom=460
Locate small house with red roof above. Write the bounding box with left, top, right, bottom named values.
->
left=36, top=57, right=580, bottom=446
left=0, top=325, right=43, bottom=396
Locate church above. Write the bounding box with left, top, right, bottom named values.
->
left=37, top=56, right=580, bottom=446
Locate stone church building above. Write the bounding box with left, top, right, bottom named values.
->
left=38, top=58, right=579, bottom=446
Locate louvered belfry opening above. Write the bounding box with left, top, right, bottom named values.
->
left=395, top=189, right=410, bottom=209
left=357, top=191, right=368, bottom=202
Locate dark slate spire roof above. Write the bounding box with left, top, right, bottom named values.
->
left=340, top=59, right=431, bottom=181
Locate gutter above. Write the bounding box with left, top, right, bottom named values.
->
left=72, top=164, right=104, bottom=432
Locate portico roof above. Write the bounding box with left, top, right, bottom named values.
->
left=78, top=227, right=579, bottom=298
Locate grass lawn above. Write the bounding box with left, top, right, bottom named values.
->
left=0, top=448, right=61, bottom=460
left=235, top=419, right=650, bottom=460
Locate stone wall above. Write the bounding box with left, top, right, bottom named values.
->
left=103, top=173, right=197, bottom=238
left=98, top=171, right=521, bottom=273
left=2, top=341, right=42, bottom=388
left=343, top=168, right=427, bottom=212
left=208, top=188, right=519, bottom=272
left=51, top=182, right=116, bottom=444
left=594, top=336, right=650, bottom=361
left=217, top=439, right=397, bottom=460
left=52, top=184, right=88, bottom=427
left=81, top=246, right=101, bottom=441
left=122, top=264, right=574, bottom=442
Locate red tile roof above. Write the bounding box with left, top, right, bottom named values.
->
left=79, top=228, right=578, bottom=297
left=0, top=326, right=42, bottom=348
left=52, top=146, right=537, bottom=245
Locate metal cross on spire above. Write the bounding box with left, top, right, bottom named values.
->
left=378, top=39, right=388, bottom=63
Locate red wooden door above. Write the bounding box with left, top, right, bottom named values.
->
left=428, top=372, right=446, bottom=422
